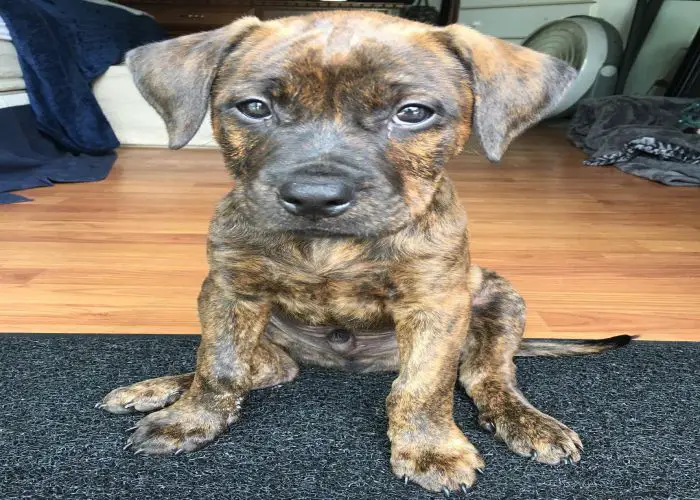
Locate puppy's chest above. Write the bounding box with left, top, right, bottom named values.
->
left=235, top=241, right=396, bottom=327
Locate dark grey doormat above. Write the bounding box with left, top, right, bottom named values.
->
left=1, top=334, right=698, bottom=499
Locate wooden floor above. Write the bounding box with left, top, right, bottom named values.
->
left=1, top=126, right=699, bottom=340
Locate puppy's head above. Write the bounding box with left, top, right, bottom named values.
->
left=127, top=12, right=575, bottom=237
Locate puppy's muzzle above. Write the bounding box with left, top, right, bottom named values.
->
left=278, top=177, right=355, bottom=219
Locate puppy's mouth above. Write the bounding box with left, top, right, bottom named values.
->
left=281, top=213, right=408, bottom=239
left=288, top=228, right=354, bottom=238
left=282, top=213, right=372, bottom=238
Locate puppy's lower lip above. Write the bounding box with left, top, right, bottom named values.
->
left=289, top=227, right=351, bottom=237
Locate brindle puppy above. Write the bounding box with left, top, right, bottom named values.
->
left=98, top=12, right=632, bottom=494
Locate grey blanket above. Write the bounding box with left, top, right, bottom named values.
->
left=567, top=96, right=700, bottom=186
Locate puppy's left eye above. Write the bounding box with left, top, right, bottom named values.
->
left=236, top=99, right=272, bottom=120
left=393, top=104, right=434, bottom=125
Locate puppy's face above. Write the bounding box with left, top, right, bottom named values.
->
left=211, top=17, right=471, bottom=236
left=127, top=12, right=575, bottom=237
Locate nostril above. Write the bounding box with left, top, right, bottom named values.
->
left=283, top=196, right=303, bottom=206
left=326, top=198, right=349, bottom=207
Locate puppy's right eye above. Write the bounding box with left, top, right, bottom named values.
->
left=236, top=100, right=272, bottom=120
left=395, top=105, right=432, bottom=124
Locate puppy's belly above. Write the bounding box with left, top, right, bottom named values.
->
left=265, top=310, right=400, bottom=373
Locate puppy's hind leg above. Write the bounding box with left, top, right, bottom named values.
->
left=460, top=266, right=583, bottom=465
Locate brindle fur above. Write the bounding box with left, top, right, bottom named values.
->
left=99, top=12, right=632, bottom=494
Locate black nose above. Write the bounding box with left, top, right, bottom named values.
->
left=278, top=179, right=355, bottom=218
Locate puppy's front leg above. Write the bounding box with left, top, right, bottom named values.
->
left=126, top=273, right=270, bottom=455
left=388, top=289, right=485, bottom=493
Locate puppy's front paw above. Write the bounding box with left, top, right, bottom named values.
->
left=97, top=373, right=193, bottom=414
left=391, top=425, right=485, bottom=494
left=481, top=406, right=582, bottom=465
left=124, top=396, right=240, bottom=455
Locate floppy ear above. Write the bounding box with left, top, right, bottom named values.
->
left=440, top=25, right=576, bottom=162
left=125, top=17, right=261, bottom=149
